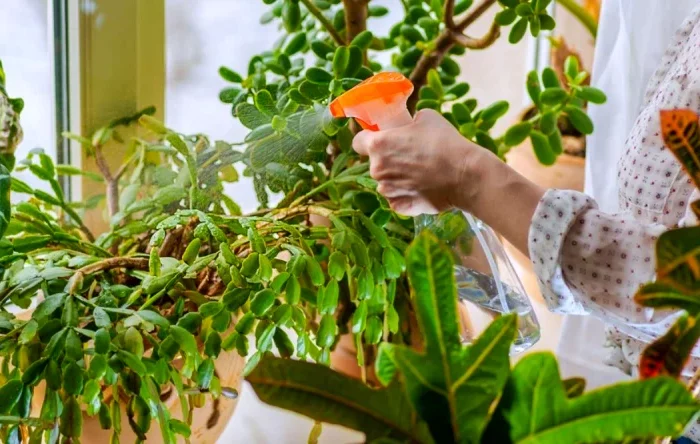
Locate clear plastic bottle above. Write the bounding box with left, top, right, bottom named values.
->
left=328, top=73, right=541, bottom=354
left=415, top=210, right=541, bottom=355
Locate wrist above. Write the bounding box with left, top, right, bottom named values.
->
left=448, top=145, right=497, bottom=212
left=467, top=153, right=545, bottom=253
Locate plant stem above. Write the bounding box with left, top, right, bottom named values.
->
left=113, top=150, right=138, bottom=181
left=451, top=22, right=501, bottom=49
left=454, top=0, right=498, bottom=31
left=444, top=0, right=456, bottom=29
left=555, top=0, right=597, bottom=38
left=408, top=0, right=499, bottom=112
left=69, top=257, right=148, bottom=295
left=63, top=204, right=96, bottom=242
left=342, top=0, right=370, bottom=43
left=77, top=257, right=149, bottom=275
left=300, top=0, right=344, bottom=45
left=289, top=180, right=336, bottom=207
left=93, top=144, right=120, bottom=219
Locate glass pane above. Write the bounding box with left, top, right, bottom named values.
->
left=165, top=0, right=278, bottom=212
left=0, top=0, right=55, bottom=192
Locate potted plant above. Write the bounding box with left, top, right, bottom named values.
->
left=505, top=0, right=601, bottom=194
left=0, top=0, right=607, bottom=442
left=217, top=0, right=606, bottom=373
left=0, top=64, right=248, bottom=441
left=246, top=230, right=700, bottom=443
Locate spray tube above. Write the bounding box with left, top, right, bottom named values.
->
left=330, top=72, right=540, bottom=353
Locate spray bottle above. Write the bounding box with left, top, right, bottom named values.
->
left=329, top=72, right=540, bottom=354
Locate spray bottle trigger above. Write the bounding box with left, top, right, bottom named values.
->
left=356, top=118, right=379, bottom=132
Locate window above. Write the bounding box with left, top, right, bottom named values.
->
left=165, top=0, right=280, bottom=212
left=164, top=0, right=399, bottom=212
left=1, top=0, right=55, bottom=192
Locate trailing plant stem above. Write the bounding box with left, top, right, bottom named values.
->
left=408, top=0, right=500, bottom=112
left=77, top=257, right=149, bottom=275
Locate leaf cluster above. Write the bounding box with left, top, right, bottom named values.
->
left=0, top=0, right=609, bottom=441
left=248, top=232, right=699, bottom=444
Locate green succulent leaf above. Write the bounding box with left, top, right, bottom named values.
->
left=504, top=121, right=533, bottom=147
left=565, top=105, right=594, bottom=135
left=0, top=380, right=24, bottom=414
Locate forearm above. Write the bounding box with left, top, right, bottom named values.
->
left=454, top=149, right=545, bottom=256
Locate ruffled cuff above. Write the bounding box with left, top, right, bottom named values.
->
left=528, top=189, right=597, bottom=314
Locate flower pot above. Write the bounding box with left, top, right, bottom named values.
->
left=27, top=349, right=244, bottom=444
left=17, top=307, right=245, bottom=444
left=331, top=334, right=366, bottom=380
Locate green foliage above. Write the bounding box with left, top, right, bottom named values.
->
left=0, top=60, right=414, bottom=443
left=377, top=231, right=515, bottom=443
left=248, top=232, right=699, bottom=443
left=501, top=59, right=605, bottom=160
left=0, top=0, right=613, bottom=441
left=484, top=353, right=696, bottom=443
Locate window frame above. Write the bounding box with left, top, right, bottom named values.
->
left=57, top=0, right=165, bottom=232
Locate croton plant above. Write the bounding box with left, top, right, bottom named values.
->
left=0, top=0, right=696, bottom=443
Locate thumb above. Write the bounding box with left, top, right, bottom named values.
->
left=352, top=130, right=374, bottom=156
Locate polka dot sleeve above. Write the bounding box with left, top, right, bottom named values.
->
left=529, top=189, right=689, bottom=328
left=529, top=189, right=597, bottom=314
left=558, top=201, right=669, bottom=325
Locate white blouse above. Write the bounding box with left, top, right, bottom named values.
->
left=529, top=6, right=700, bottom=440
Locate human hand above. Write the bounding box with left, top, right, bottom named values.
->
left=352, top=109, right=490, bottom=216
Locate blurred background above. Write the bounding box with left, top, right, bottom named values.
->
left=0, top=1, right=594, bottom=441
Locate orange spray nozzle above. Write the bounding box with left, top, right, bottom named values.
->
left=329, top=72, right=414, bottom=131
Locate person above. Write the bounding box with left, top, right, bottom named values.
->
left=353, top=1, right=700, bottom=441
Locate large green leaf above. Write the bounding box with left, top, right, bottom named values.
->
left=484, top=352, right=698, bottom=443
left=377, top=232, right=517, bottom=443
left=246, top=356, right=433, bottom=443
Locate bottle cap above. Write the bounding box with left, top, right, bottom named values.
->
left=329, top=72, right=414, bottom=131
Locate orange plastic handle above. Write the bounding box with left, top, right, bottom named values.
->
left=329, top=72, right=414, bottom=131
